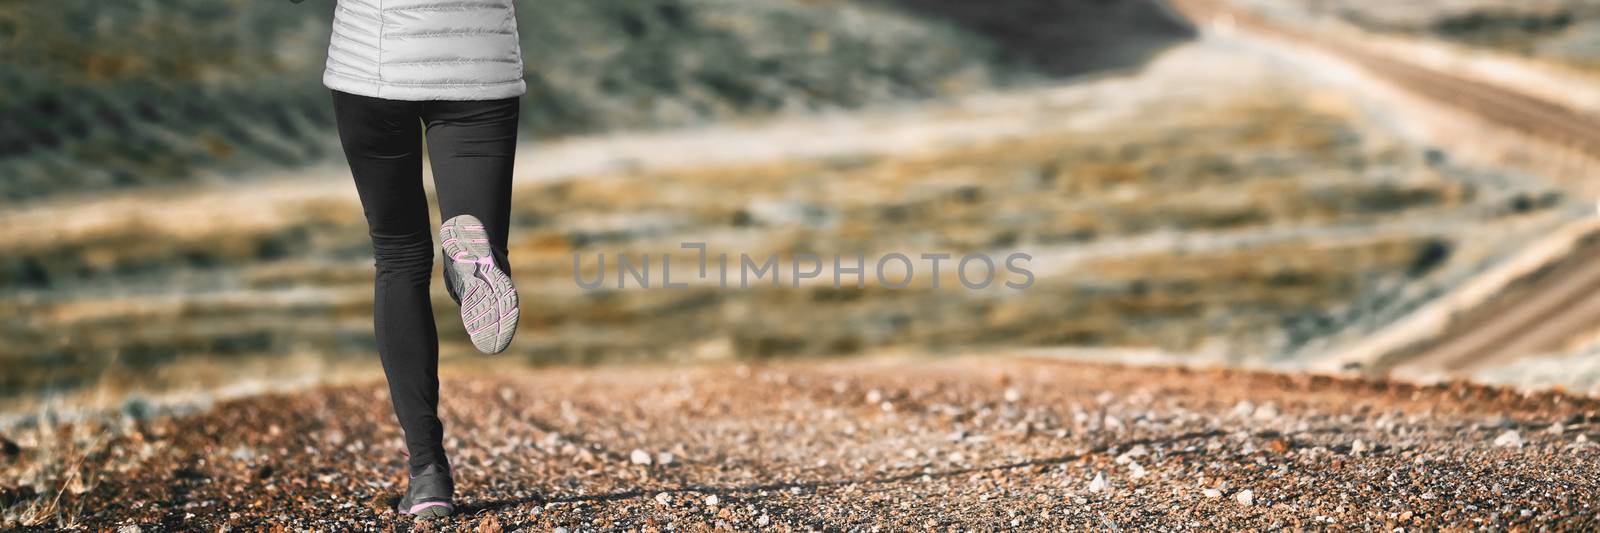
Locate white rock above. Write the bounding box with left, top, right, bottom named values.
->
left=631, top=449, right=653, bottom=465
left=1231, top=401, right=1255, bottom=418
left=554, top=528, right=569, bottom=533
left=654, top=492, right=672, bottom=506
left=1351, top=440, right=1369, bottom=455
left=656, top=452, right=675, bottom=465
left=1114, top=445, right=1147, bottom=464
left=705, top=494, right=720, bottom=506
left=1547, top=422, right=1565, bottom=435
left=1128, top=460, right=1148, bottom=480
left=1235, top=489, right=1254, bottom=506
left=1202, top=488, right=1222, bottom=499
left=1003, top=388, right=1022, bottom=403
left=1494, top=430, right=1523, bottom=449
left=758, top=514, right=771, bottom=526
left=1088, top=472, right=1109, bottom=493
left=866, top=389, right=884, bottom=403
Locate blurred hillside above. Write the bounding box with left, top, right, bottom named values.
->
left=5, top=0, right=1590, bottom=413
left=0, top=0, right=1191, bottom=203
left=1, top=39, right=1573, bottom=411
left=1272, top=0, right=1600, bottom=69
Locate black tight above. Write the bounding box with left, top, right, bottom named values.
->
left=331, top=89, right=519, bottom=474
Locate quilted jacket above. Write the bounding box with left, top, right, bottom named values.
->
left=322, top=0, right=527, bottom=101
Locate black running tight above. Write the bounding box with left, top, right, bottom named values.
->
left=331, top=89, right=519, bottom=474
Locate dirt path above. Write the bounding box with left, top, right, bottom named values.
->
left=4, top=357, right=1598, bottom=530
left=1400, top=237, right=1600, bottom=375
left=1174, top=0, right=1600, bottom=378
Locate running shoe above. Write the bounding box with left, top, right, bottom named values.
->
left=396, top=464, right=454, bottom=518
left=440, top=214, right=519, bottom=354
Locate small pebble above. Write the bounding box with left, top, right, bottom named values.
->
left=1494, top=430, right=1523, bottom=449
left=1088, top=472, right=1108, bottom=493
left=1235, top=489, right=1254, bottom=506
left=631, top=449, right=653, bottom=465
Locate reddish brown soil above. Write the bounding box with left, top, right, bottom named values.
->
left=4, top=357, right=1600, bottom=531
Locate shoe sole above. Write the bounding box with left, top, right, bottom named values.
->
left=400, top=501, right=453, bottom=518
left=440, top=214, right=519, bottom=354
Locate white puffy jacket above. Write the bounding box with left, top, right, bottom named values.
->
left=323, top=0, right=527, bottom=101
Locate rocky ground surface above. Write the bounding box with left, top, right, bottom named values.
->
left=4, top=356, right=1600, bottom=531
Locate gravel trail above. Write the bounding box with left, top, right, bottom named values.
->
left=5, top=356, right=1599, bottom=530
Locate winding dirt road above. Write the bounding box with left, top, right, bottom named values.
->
left=1174, top=0, right=1600, bottom=378
left=1402, top=236, right=1600, bottom=375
